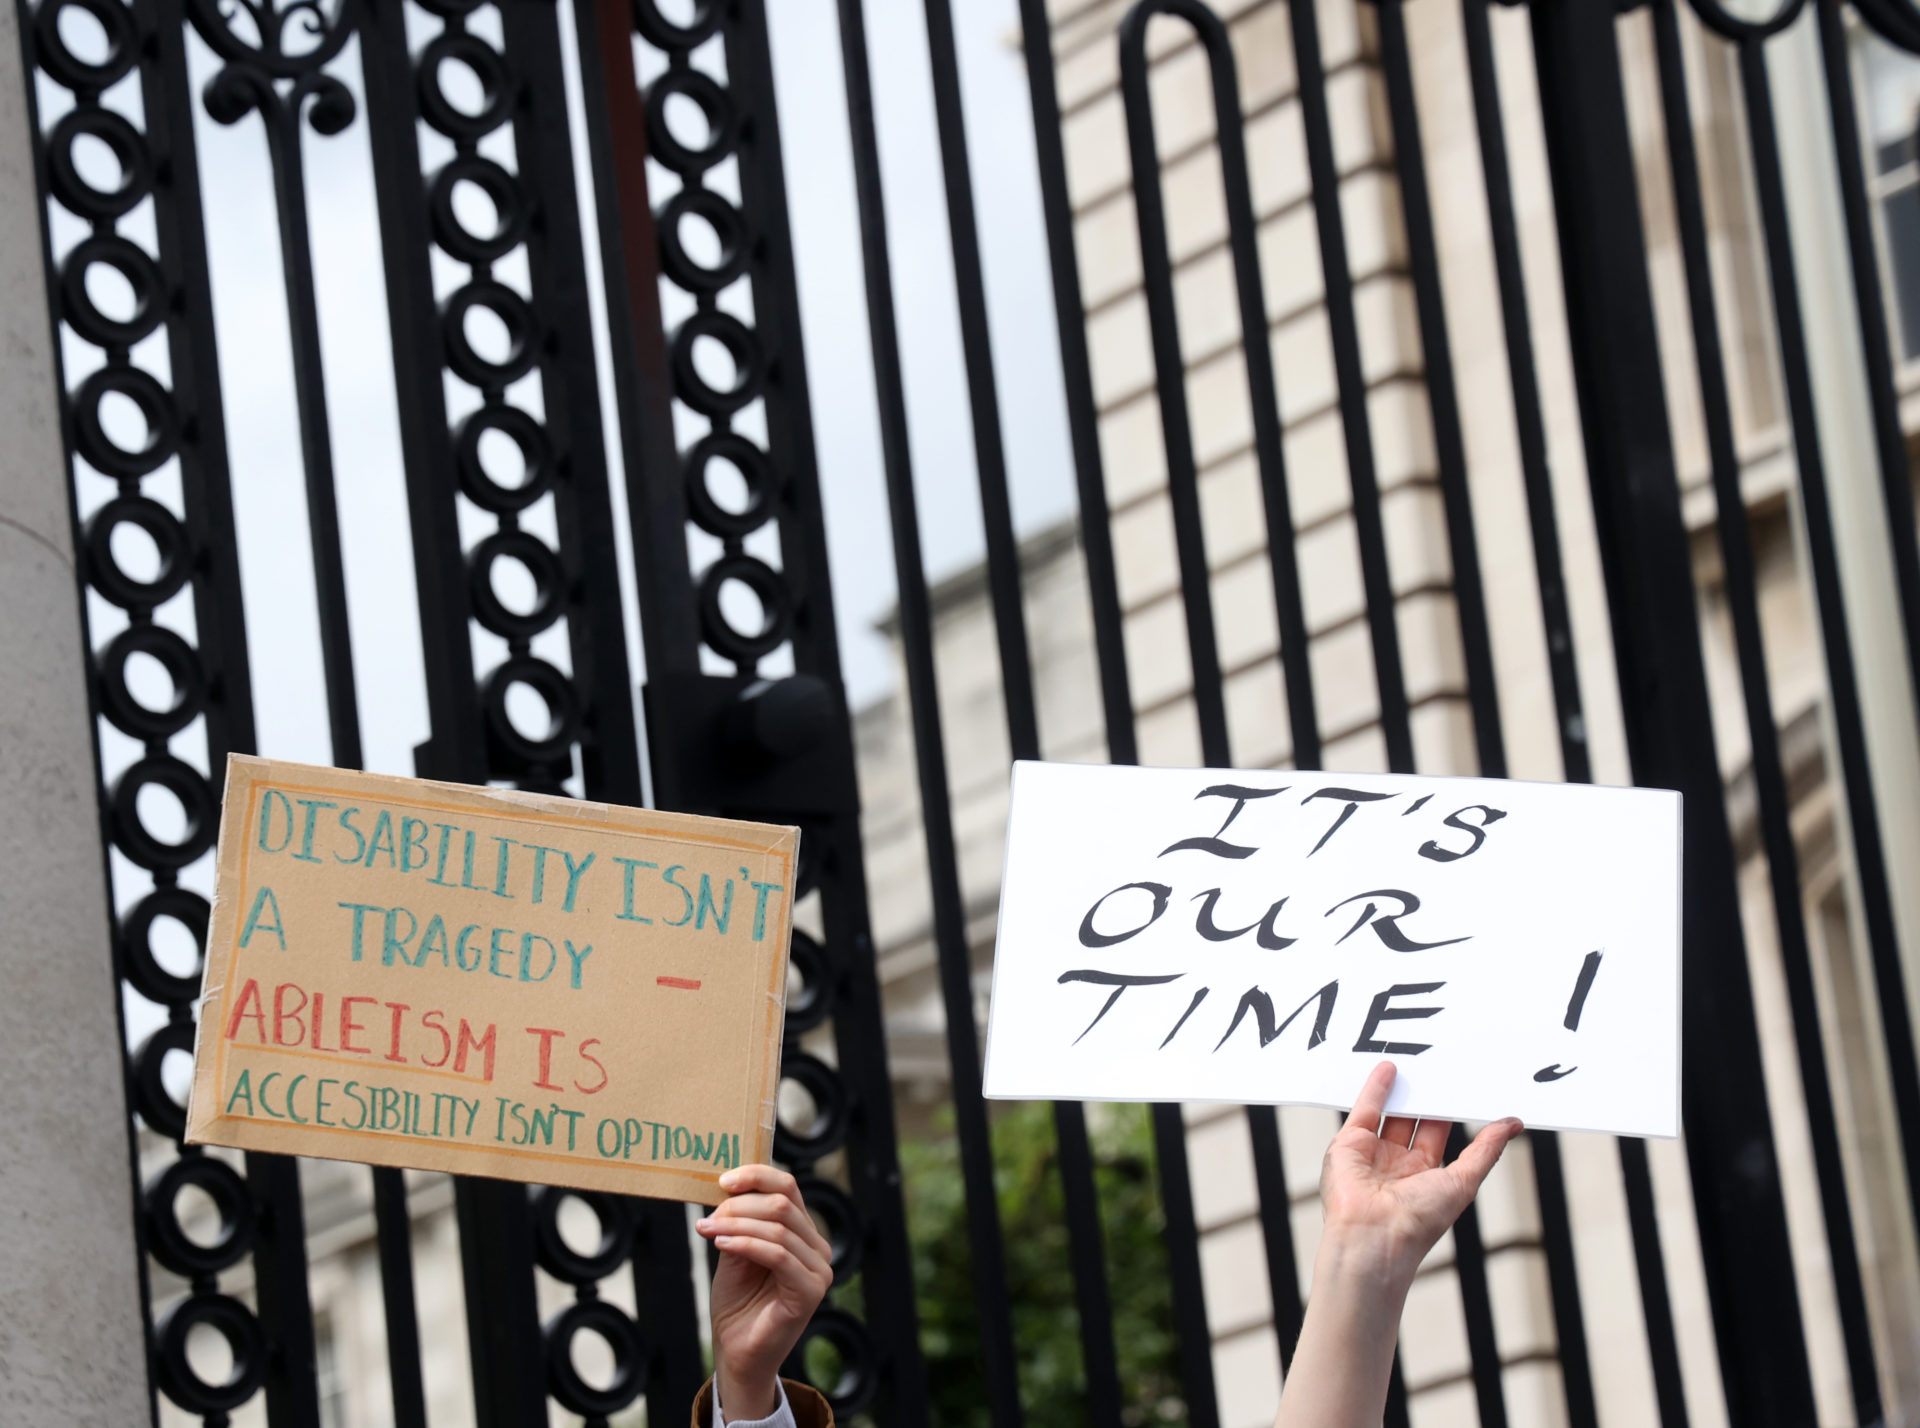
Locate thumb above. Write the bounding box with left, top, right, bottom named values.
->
left=1448, top=1118, right=1522, bottom=1202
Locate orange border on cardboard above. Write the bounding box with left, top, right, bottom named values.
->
left=204, top=760, right=793, bottom=1178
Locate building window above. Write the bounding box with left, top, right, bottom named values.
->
left=1859, top=35, right=1920, bottom=363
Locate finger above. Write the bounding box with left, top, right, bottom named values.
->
left=1411, top=1118, right=1452, bottom=1166
left=1341, top=1061, right=1397, bottom=1135
left=1449, top=1118, right=1523, bottom=1200
left=712, top=1231, right=824, bottom=1293
left=701, top=1215, right=830, bottom=1279
left=1381, top=1116, right=1418, bottom=1148
left=712, top=1229, right=831, bottom=1303
left=717, top=1165, right=827, bottom=1255
left=704, top=1192, right=830, bottom=1260
left=718, top=1164, right=799, bottom=1206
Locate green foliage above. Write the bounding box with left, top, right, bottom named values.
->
left=898, top=1101, right=1186, bottom=1428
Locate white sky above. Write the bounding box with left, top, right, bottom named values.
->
left=181, top=0, right=1077, bottom=781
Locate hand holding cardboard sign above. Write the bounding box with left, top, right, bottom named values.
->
left=698, top=1165, right=833, bottom=1420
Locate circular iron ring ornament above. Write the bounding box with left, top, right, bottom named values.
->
left=545, top=1299, right=645, bottom=1417
left=145, top=1156, right=255, bottom=1277
left=34, top=0, right=138, bottom=92
left=74, top=369, right=182, bottom=479
left=184, top=0, right=355, bottom=77
left=429, top=155, right=530, bottom=264
left=468, top=529, right=565, bottom=641
left=773, top=1051, right=849, bottom=1163
left=669, top=310, right=765, bottom=416
left=482, top=655, right=581, bottom=765
left=698, top=554, right=794, bottom=664
left=443, top=279, right=542, bottom=389
left=154, top=1292, right=268, bottom=1413
left=632, top=0, right=721, bottom=51
left=61, top=235, right=166, bottom=348
left=133, top=1019, right=196, bottom=1138
left=794, top=1174, right=862, bottom=1285
left=684, top=432, right=775, bottom=538
left=533, top=1187, right=636, bottom=1284
left=1683, top=0, right=1806, bottom=39
left=121, top=886, right=211, bottom=1006
left=658, top=188, right=749, bottom=293
left=47, top=107, right=153, bottom=220
left=85, top=496, right=191, bottom=610
left=792, top=1307, right=878, bottom=1418
left=98, top=623, right=207, bottom=739
left=455, top=404, right=554, bottom=513
left=418, top=32, right=513, bottom=141
left=644, top=67, right=738, bottom=175
left=782, top=929, right=834, bottom=1035
left=111, top=754, right=219, bottom=871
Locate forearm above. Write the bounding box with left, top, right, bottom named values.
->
left=1273, top=1231, right=1412, bottom=1428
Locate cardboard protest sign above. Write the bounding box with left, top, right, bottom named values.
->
left=186, top=756, right=796, bottom=1203
left=982, top=762, right=1681, bottom=1137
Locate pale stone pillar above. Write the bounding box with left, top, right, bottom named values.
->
left=0, top=3, right=153, bottom=1418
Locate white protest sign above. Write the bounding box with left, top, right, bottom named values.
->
left=982, top=762, right=1681, bottom=1137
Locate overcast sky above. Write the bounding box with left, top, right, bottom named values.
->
left=167, top=0, right=1076, bottom=782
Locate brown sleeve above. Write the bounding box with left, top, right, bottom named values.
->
left=689, top=1376, right=835, bottom=1428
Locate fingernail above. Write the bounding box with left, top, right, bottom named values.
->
left=696, top=1217, right=712, bottom=1231
left=714, top=1235, right=732, bottom=1247
left=718, top=1171, right=740, bottom=1190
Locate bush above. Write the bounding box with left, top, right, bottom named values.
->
left=897, top=1100, right=1186, bottom=1427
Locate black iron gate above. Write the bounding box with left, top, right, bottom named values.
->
left=15, top=0, right=1920, bottom=1422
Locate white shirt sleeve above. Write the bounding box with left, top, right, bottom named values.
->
left=712, top=1376, right=799, bottom=1428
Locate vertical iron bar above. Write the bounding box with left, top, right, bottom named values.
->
left=1291, top=0, right=1414, bottom=772
left=1370, top=4, right=1522, bottom=1422
left=1616, top=1138, right=1691, bottom=1427
left=921, top=2, right=1124, bottom=1421
left=712, top=1, right=936, bottom=1411
left=581, top=0, right=932, bottom=1410
left=1117, top=4, right=1302, bottom=1403
left=1652, top=8, right=1883, bottom=1420
left=1816, top=0, right=1920, bottom=716
left=1461, top=10, right=1676, bottom=1421
left=252, top=85, right=362, bottom=772
left=1019, top=11, right=1228, bottom=1418
left=356, top=0, right=485, bottom=777
left=574, top=0, right=697, bottom=677
left=1737, top=10, right=1920, bottom=1271
left=1117, top=8, right=1229, bottom=767
left=1529, top=5, right=1818, bottom=1420
left=370, top=1168, right=428, bottom=1428
left=1016, top=0, right=1137, bottom=769
left=504, top=5, right=707, bottom=1414
left=1457, top=0, right=1590, bottom=789
left=833, top=3, right=1025, bottom=1423
left=211, top=53, right=431, bottom=1418
left=357, top=5, right=545, bottom=1422
left=153, top=5, right=328, bottom=1424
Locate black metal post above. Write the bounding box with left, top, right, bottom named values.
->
left=1529, top=5, right=1816, bottom=1420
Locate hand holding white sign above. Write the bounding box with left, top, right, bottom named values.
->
left=982, top=762, right=1681, bottom=1138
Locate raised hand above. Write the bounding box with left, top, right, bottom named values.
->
left=1319, top=1059, right=1523, bottom=1278
left=696, top=1164, right=833, bottom=1420
left=1276, top=1062, right=1522, bottom=1428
